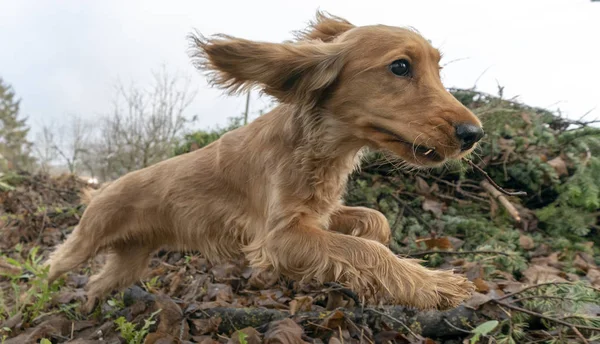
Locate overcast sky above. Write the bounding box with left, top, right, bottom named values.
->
left=1, top=0, right=599, bottom=139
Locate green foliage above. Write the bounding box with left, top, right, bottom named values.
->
left=0, top=77, right=34, bottom=171
left=470, top=320, right=499, bottom=344
left=238, top=331, right=249, bottom=344
left=0, top=246, right=62, bottom=321
left=114, top=309, right=161, bottom=344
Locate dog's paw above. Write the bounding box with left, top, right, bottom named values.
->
left=80, top=295, right=100, bottom=315
left=430, top=270, right=475, bottom=310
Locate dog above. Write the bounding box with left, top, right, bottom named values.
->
left=45, top=11, right=482, bottom=312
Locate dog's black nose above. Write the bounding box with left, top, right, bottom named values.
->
left=455, top=123, right=484, bottom=151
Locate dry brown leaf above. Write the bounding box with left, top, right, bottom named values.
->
left=373, top=331, right=411, bottom=344
left=289, top=295, right=313, bottom=315
left=0, top=312, right=23, bottom=331
left=419, top=236, right=453, bottom=250
left=325, top=291, right=348, bottom=310
left=52, top=289, right=87, bottom=305
left=328, top=338, right=342, bottom=344
left=264, top=318, right=308, bottom=344
left=190, top=318, right=222, bottom=336
left=211, top=262, right=241, bottom=282
left=472, top=277, right=490, bottom=293
left=422, top=198, right=444, bottom=218
left=463, top=291, right=491, bottom=309
left=206, top=283, right=233, bottom=302
left=154, top=295, right=189, bottom=340
left=192, top=336, right=219, bottom=344
left=522, top=264, right=568, bottom=284
left=574, top=254, right=592, bottom=273
left=415, top=176, right=431, bottom=196
left=547, top=156, right=568, bottom=176
left=519, top=234, right=535, bottom=250
left=587, top=268, right=600, bottom=287
left=320, top=309, right=346, bottom=330
left=144, top=333, right=178, bottom=344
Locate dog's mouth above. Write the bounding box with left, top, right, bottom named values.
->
left=370, top=126, right=446, bottom=164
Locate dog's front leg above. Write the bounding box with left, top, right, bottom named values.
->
left=245, top=222, right=474, bottom=310
left=328, top=205, right=391, bottom=245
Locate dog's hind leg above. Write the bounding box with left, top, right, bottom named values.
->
left=82, top=243, right=155, bottom=313
left=45, top=225, right=97, bottom=284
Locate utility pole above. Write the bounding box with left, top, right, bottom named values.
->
left=243, top=91, right=250, bottom=125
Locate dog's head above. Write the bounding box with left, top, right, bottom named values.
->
left=189, top=11, right=483, bottom=167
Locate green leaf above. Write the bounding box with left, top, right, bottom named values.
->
left=470, top=320, right=499, bottom=343
left=473, top=320, right=499, bottom=335
left=238, top=331, right=248, bottom=344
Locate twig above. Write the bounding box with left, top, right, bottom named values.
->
left=365, top=308, right=421, bottom=339
left=465, top=159, right=527, bottom=196
left=512, top=295, right=580, bottom=303
left=442, top=318, right=472, bottom=334
left=572, top=326, right=590, bottom=344
left=390, top=194, right=435, bottom=232
left=497, top=282, right=600, bottom=301
left=405, top=250, right=511, bottom=258
left=491, top=299, right=600, bottom=332
left=480, top=179, right=522, bottom=222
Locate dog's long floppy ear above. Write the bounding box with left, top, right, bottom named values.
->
left=293, top=11, right=355, bottom=42
left=188, top=33, right=347, bottom=107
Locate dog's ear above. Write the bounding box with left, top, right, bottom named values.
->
left=188, top=33, right=346, bottom=107
left=293, top=11, right=355, bottom=42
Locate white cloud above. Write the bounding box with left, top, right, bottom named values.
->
left=1, top=0, right=598, bottom=138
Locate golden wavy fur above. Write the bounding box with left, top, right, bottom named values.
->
left=45, top=11, right=483, bottom=312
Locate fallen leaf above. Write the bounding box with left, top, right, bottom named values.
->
left=522, top=264, right=568, bottom=284
left=547, top=156, right=568, bottom=176
left=206, top=283, right=233, bottom=303
left=154, top=295, right=188, bottom=339
left=0, top=312, right=23, bottom=331
left=473, top=278, right=490, bottom=293
left=325, top=291, right=348, bottom=310
left=415, top=176, right=431, bottom=196
left=192, top=336, right=220, bottom=344
left=190, top=318, right=222, bottom=335
left=422, top=198, right=444, bottom=218
left=574, top=254, right=592, bottom=273
left=264, top=318, right=309, bottom=344
left=419, top=236, right=453, bottom=250
left=144, top=333, right=178, bottom=344
left=464, top=291, right=491, bottom=309
left=52, top=289, right=87, bottom=305
left=373, top=331, right=411, bottom=344
left=320, top=310, right=345, bottom=330
left=519, top=235, right=535, bottom=250
left=289, top=296, right=313, bottom=315
left=587, top=268, right=600, bottom=287
left=211, top=262, right=241, bottom=282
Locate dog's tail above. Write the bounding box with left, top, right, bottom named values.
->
left=79, top=181, right=112, bottom=205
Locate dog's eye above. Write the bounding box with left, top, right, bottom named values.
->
left=389, top=59, right=411, bottom=77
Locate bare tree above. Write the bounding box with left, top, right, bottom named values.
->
left=94, top=65, right=198, bottom=181
left=52, top=114, right=92, bottom=175
left=33, top=125, right=58, bottom=174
